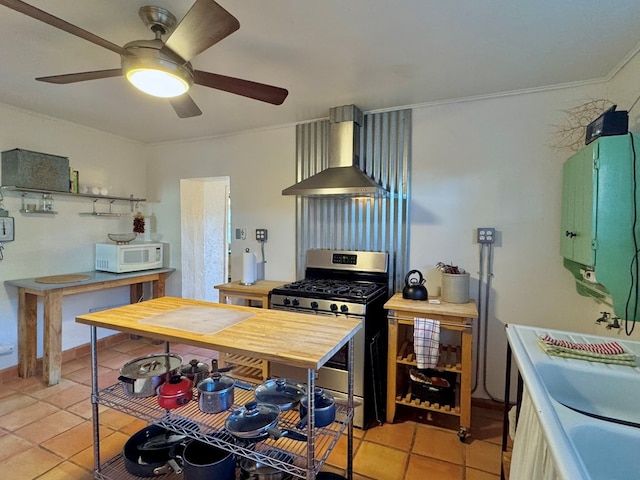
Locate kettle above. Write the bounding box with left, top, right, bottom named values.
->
left=402, top=270, right=428, bottom=301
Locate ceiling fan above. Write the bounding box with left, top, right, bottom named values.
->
left=0, top=0, right=289, bottom=118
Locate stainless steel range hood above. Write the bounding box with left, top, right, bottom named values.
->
left=282, top=105, right=388, bottom=197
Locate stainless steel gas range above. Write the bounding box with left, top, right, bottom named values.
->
left=270, top=249, right=389, bottom=428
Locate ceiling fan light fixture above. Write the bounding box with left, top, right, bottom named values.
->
left=122, top=55, right=193, bottom=98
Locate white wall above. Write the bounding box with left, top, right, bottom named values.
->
left=0, top=104, right=148, bottom=370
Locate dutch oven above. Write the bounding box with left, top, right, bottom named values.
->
left=239, top=448, right=295, bottom=480
left=157, top=374, right=193, bottom=409
left=123, top=424, right=183, bottom=477
left=119, top=353, right=182, bottom=398
left=225, top=401, right=307, bottom=443
left=254, top=378, right=306, bottom=411
left=296, top=388, right=336, bottom=429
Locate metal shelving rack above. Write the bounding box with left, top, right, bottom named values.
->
left=88, top=327, right=355, bottom=480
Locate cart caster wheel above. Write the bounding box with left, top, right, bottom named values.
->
left=458, top=428, right=468, bottom=442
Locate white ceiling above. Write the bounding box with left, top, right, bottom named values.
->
left=0, top=0, right=639, bottom=144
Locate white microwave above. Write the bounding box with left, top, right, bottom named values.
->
left=95, top=242, right=164, bottom=273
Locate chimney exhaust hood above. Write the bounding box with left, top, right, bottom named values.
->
left=282, top=105, right=388, bottom=197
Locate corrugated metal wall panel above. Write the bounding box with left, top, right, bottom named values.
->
left=294, top=109, right=410, bottom=293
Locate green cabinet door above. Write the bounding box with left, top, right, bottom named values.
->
left=560, top=143, right=596, bottom=266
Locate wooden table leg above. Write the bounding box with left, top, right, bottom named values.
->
left=43, top=289, right=63, bottom=386
left=459, top=323, right=473, bottom=433
left=17, top=289, right=38, bottom=378
left=152, top=273, right=167, bottom=298
left=130, top=283, right=144, bottom=304
left=386, top=317, right=398, bottom=423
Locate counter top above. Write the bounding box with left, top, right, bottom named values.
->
left=384, top=293, right=478, bottom=319
left=76, top=296, right=361, bottom=371
left=214, top=280, right=290, bottom=295
left=6, top=268, right=176, bottom=291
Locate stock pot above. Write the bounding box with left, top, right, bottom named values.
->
left=119, top=353, right=182, bottom=398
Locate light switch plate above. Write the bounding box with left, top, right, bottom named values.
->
left=0, top=217, right=14, bottom=242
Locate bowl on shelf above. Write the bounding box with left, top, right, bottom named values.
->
left=108, top=233, right=137, bottom=244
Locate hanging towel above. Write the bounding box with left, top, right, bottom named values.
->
left=414, top=318, right=440, bottom=369
left=538, top=334, right=636, bottom=366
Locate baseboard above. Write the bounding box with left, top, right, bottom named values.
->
left=0, top=332, right=130, bottom=383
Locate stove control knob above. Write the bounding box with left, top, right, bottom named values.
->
left=283, top=298, right=291, bottom=306
left=292, top=298, right=300, bottom=306
left=330, top=303, right=338, bottom=311
left=340, top=305, right=349, bottom=313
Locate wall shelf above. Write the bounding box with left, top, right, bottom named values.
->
left=1, top=185, right=145, bottom=216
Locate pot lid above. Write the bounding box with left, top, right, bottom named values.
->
left=181, top=358, right=210, bottom=376
left=301, top=387, right=334, bottom=409
left=255, top=378, right=306, bottom=410
left=198, top=373, right=234, bottom=392
left=120, top=353, right=182, bottom=379
left=225, top=401, right=280, bottom=436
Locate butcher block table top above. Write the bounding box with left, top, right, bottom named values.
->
left=76, top=296, right=361, bottom=371
left=384, top=294, right=479, bottom=319
left=214, top=280, right=289, bottom=296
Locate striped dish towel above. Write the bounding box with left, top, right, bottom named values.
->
left=538, top=334, right=636, bottom=366
left=414, top=318, right=440, bottom=369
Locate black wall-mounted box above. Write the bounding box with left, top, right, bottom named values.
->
left=585, top=109, right=628, bottom=145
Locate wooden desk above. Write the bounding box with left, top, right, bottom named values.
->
left=214, top=279, right=289, bottom=381
left=384, top=294, right=478, bottom=440
left=214, top=280, right=289, bottom=308
left=6, top=268, right=175, bottom=386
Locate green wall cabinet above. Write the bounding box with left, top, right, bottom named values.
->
left=561, top=133, right=640, bottom=321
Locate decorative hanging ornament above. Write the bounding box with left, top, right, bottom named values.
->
left=133, top=211, right=145, bottom=234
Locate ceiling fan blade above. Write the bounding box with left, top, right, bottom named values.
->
left=162, top=0, right=239, bottom=61
left=0, top=0, right=130, bottom=57
left=169, top=94, right=202, bottom=118
left=36, top=69, right=123, bottom=84
left=193, top=70, right=288, bottom=105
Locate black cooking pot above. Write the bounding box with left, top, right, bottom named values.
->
left=181, top=439, right=235, bottom=480
left=296, top=388, right=336, bottom=429
left=402, top=269, right=428, bottom=301
left=123, top=424, right=183, bottom=477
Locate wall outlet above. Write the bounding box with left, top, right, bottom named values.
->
left=256, top=228, right=268, bottom=242
left=0, top=344, right=15, bottom=355
left=477, top=227, right=495, bottom=244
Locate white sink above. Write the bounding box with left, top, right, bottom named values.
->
left=568, top=422, right=640, bottom=480
left=536, top=361, right=640, bottom=426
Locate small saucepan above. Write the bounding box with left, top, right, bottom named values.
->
left=197, top=373, right=235, bottom=414
left=225, top=401, right=307, bottom=443
left=296, top=388, right=335, bottom=429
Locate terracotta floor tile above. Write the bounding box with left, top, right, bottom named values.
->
left=412, top=424, right=464, bottom=465
left=35, top=461, right=94, bottom=480
left=14, top=410, right=84, bottom=443
left=466, top=467, right=501, bottom=480
left=3, top=376, right=46, bottom=393
left=118, top=417, right=148, bottom=436
left=472, top=413, right=504, bottom=445
left=28, top=378, right=80, bottom=400
left=43, top=383, right=92, bottom=409
left=99, top=409, right=143, bottom=431
left=70, top=431, right=130, bottom=470
left=61, top=357, right=90, bottom=375
left=66, top=399, right=108, bottom=420
left=0, top=401, right=59, bottom=431
left=466, top=439, right=502, bottom=474
left=64, top=365, right=112, bottom=386
left=41, top=420, right=114, bottom=458
left=0, top=445, right=63, bottom=478
left=364, top=420, right=415, bottom=452
left=0, top=392, right=38, bottom=416
left=98, top=352, right=144, bottom=370
left=108, top=339, right=153, bottom=354
left=405, top=453, right=463, bottom=480
left=325, top=432, right=361, bottom=469
left=0, top=433, right=35, bottom=462
left=353, top=441, right=407, bottom=480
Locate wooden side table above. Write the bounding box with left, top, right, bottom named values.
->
left=214, top=279, right=289, bottom=381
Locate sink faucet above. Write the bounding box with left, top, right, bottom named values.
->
left=596, top=312, right=610, bottom=324
left=606, top=317, right=621, bottom=330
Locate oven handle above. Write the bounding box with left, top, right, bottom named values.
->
left=270, top=304, right=364, bottom=319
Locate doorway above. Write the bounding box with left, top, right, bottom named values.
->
left=180, top=177, right=230, bottom=302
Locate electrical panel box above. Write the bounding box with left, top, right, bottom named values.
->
left=1, top=148, right=70, bottom=192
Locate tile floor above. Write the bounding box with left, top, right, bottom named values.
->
left=0, top=337, right=505, bottom=479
